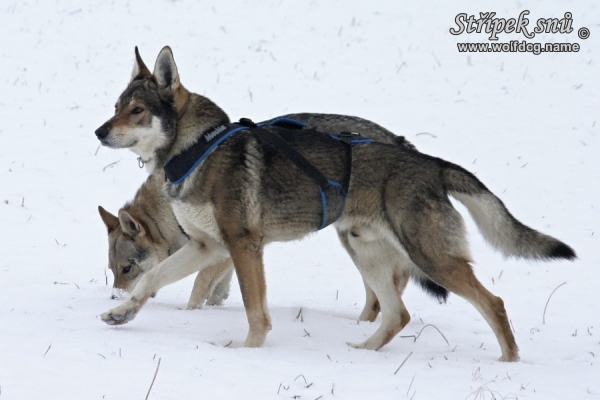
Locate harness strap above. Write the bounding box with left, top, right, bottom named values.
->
left=251, top=126, right=331, bottom=190
left=164, top=123, right=251, bottom=184
left=165, top=117, right=308, bottom=184
left=252, top=125, right=373, bottom=229
left=326, top=132, right=374, bottom=227
left=249, top=118, right=362, bottom=229
left=164, top=116, right=373, bottom=230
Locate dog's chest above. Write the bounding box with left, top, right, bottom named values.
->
left=170, top=200, right=222, bottom=242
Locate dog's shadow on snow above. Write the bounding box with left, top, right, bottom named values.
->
left=101, top=300, right=390, bottom=350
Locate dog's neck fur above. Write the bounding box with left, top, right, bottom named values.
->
left=148, top=88, right=230, bottom=173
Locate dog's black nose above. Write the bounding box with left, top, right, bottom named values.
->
left=95, top=125, right=109, bottom=139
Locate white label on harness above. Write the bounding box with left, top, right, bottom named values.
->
left=204, top=125, right=227, bottom=142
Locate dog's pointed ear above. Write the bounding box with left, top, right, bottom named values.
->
left=130, top=46, right=152, bottom=82
left=118, top=209, right=146, bottom=237
left=152, top=46, right=180, bottom=91
left=98, top=206, right=119, bottom=233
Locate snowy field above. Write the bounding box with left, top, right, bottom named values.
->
left=1, top=1, right=598, bottom=399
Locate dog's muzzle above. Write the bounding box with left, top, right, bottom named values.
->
left=111, top=288, right=128, bottom=300
left=95, top=124, right=110, bottom=140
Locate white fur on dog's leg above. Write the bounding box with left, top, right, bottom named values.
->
left=346, top=341, right=373, bottom=350
left=205, top=267, right=233, bottom=306
left=186, top=301, right=204, bottom=310
left=243, top=307, right=271, bottom=348
left=187, top=259, right=234, bottom=309
left=101, top=306, right=136, bottom=325
left=101, top=240, right=229, bottom=325
left=358, top=280, right=380, bottom=322
left=343, top=231, right=411, bottom=350
left=498, top=353, right=520, bottom=362
left=186, top=269, right=207, bottom=310
left=498, top=350, right=521, bottom=362
left=244, top=331, right=267, bottom=348
left=101, top=295, right=143, bottom=325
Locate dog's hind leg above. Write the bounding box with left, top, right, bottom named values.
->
left=359, top=280, right=381, bottom=322
left=187, top=258, right=234, bottom=309
left=205, top=264, right=234, bottom=306
left=422, top=259, right=519, bottom=362
left=226, top=234, right=271, bottom=348
left=335, top=228, right=380, bottom=322
left=339, top=228, right=411, bottom=350
left=388, top=194, right=519, bottom=361
left=101, top=239, right=229, bottom=325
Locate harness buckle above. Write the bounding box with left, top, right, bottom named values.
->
left=238, top=118, right=257, bottom=128
left=337, top=131, right=361, bottom=144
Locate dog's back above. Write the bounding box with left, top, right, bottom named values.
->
left=283, top=113, right=416, bottom=150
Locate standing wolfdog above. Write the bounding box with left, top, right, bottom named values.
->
left=98, top=116, right=427, bottom=314
left=97, top=116, right=420, bottom=310
left=95, top=46, right=575, bottom=361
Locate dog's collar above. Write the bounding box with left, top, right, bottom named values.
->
left=163, top=122, right=246, bottom=184
left=163, top=117, right=307, bottom=184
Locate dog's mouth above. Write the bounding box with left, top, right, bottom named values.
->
left=98, top=138, right=123, bottom=149
left=98, top=137, right=114, bottom=147
left=95, top=124, right=137, bottom=149
left=111, top=288, right=128, bottom=300
left=97, top=134, right=138, bottom=150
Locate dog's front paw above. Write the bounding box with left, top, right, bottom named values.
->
left=498, top=352, right=520, bottom=362
left=100, top=307, right=136, bottom=325
left=186, top=301, right=204, bottom=310
left=346, top=341, right=378, bottom=350
left=346, top=341, right=364, bottom=349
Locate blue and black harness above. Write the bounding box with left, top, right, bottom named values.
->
left=163, top=117, right=373, bottom=230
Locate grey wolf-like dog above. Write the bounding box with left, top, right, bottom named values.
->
left=98, top=112, right=435, bottom=317
left=98, top=114, right=431, bottom=315
left=95, top=46, right=575, bottom=361
left=98, top=171, right=233, bottom=308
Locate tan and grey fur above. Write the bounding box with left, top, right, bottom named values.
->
left=98, top=170, right=233, bottom=308
left=95, top=46, right=575, bottom=361
left=97, top=113, right=414, bottom=311
left=98, top=112, right=435, bottom=318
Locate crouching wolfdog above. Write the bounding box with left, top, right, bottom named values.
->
left=98, top=171, right=233, bottom=308
left=95, top=46, right=575, bottom=361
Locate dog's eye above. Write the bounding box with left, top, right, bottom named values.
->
left=131, top=107, right=144, bottom=115
left=122, top=259, right=136, bottom=274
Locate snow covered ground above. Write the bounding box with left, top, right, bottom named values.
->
left=0, top=1, right=598, bottom=398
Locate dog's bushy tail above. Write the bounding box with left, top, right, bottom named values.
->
left=441, top=162, right=576, bottom=261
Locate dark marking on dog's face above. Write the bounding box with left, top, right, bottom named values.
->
left=95, top=76, right=177, bottom=163
left=99, top=207, right=168, bottom=299
left=107, top=227, right=152, bottom=298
